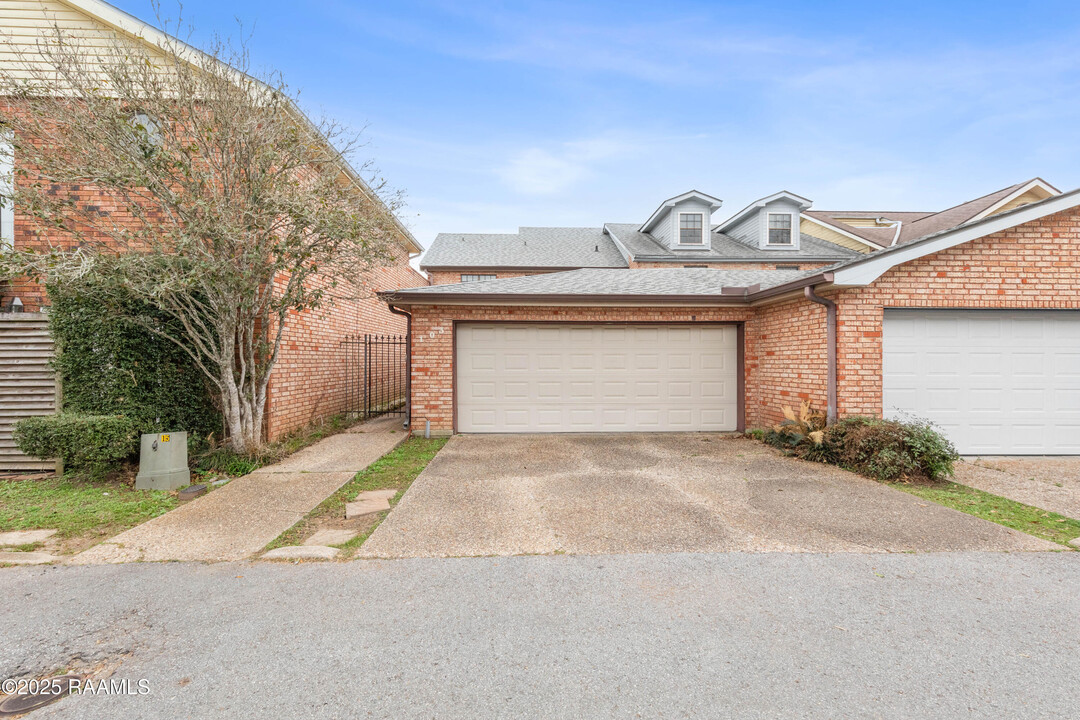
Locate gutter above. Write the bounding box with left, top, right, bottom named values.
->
left=421, top=264, right=624, bottom=274
left=803, top=285, right=838, bottom=425
left=379, top=288, right=760, bottom=306
left=386, top=304, right=412, bottom=430
left=380, top=271, right=839, bottom=307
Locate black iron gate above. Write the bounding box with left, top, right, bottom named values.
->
left=342, top=334, right=408, bottom=420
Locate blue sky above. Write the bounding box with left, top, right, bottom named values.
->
left=114, top=0, right=1080, bottom=256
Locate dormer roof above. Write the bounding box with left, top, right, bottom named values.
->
left=639, top=190, right=723, bottom=233
left=714, top=191, right=813, bottom=234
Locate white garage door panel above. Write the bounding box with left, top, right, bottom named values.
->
left=883, top=310, right=1080, bottom=455
left=457, top=324, right=738, bottom=432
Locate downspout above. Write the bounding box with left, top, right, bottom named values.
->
left=877, top=217, right=903, bottom=246
left=804, top=285, right=838, bottom=425
left=387, top=303, right=412, bottom=430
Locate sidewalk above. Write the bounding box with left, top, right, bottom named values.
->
left=70, top=416, right=406, bottom=564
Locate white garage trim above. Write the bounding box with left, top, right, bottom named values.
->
left=883, top=309, right=1080, bottom=455
left=453, top=322, right=744, bottom=433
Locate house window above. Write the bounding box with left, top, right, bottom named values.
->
left=679, top=213, right=703, bottom=244
left=461, top=274, right=496, bottom=283
left=0, top=132, right=13, bottom=250
left=775, top=264, right=800, bottom=270
left=767, top=213, right=793, bottom=245
left=128, top=112, right=163, bottom=156
left=683, top=264, right=708, bottom=268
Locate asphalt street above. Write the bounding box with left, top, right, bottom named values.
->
left=2, top=552, right=1078, bottom=719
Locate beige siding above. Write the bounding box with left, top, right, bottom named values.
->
left=827, top=217, right=884, bottom=228
left=0, top=0, right=162, bottom=81
left=0, top=312, right=57, bottom=472
left=990, top=187, right=1056, bottom=216
left=799, top=217, right=872, bottom=253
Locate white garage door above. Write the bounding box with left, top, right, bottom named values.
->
left=456, top=323, right=739, bottom=433
left=883, top=309, right=1080, bottom=455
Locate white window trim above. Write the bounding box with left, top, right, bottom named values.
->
left=677, top=211, right=705, bottom=246
left=765, top=212, right=794, bottom=247
left=0, top=131, right=13, bottom=250
left=460, top=273, right=497, bottom=283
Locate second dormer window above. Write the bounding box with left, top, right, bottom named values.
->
left=768, top=213, right=793, bottom=245
left=679, top=213, right=703, bottom=244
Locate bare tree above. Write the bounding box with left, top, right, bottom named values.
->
left=0, top=18, right=404, bottom=452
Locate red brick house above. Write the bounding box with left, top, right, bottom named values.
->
left=382, top=179, right=1080, bottom=455
left=0, top=0, right=428, bottom=446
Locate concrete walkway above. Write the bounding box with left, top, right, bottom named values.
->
left=954, top=456, right=1080, bottom=520
left=71, top=417, right=405, bottom=564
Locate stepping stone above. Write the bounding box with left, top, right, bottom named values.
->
left=345, top=497, right=391, bottom=519
left=357, top=489, right=399, bottom=502
left=0, top=551, right=59, bottom=565
left=304, top=528, right=358, bottom=547
left=1069, top=536, right=1080, bottom=549
left=0, top=529, right=57, bottom=546
left=262, top=545, right=340, bottom=561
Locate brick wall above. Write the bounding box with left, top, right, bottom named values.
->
left=744, top=296, right=829, bottom=428
left=408, top=305, right=754, bottom=434
left=833, top=205, right=1080, bottom=417
left=0, top=98, right=429, bottom=440
left=426, top=270, right=554, bottom=285
left=266, top=258, right=428, bottom=439
left=403, top=207, right=1080, bottom=435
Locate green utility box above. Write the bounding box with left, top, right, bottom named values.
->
left=135, top=432, right=190, bottom=491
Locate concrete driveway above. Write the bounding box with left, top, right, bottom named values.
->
left=358, top=434, right=1055, bottom=558
left=954, top=456, right=1080, bottom=520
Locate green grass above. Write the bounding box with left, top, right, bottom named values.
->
left=894, top=481, right=1080, bottom=548
left=265, top=436, right=447, bottom=553
left=0, top=474, right=177, bottom=541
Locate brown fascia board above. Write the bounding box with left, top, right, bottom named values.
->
left=420, top=265, right=624, bottom=273
left=376, top=281, right=838, bottom=307
left=378, top=290, right=759, bottom=306
left=746, top=272, right=833, bottom=301
left=630, top=254, right=852, bottom=263
left=378, top=275, right=838, bottom=307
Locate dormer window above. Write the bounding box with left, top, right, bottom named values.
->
left=767, top=213, right=793, bottom=245
left=679, top=212, right=703, bottom=244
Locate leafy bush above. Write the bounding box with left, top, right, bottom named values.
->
left=760, top=408, right=958, bottom=482
left=46, top=280, right=221, bottom=441
left=14, top=413, right=139, bottom=474
left=825, top=416, right=958, bottom=481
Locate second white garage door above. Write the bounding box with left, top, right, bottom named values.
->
left=456, top=323, right=739, bottom=433
left=883, top=309, right=1080, bottom=455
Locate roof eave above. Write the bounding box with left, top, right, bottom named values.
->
left=56, top=0, right=423, bottom=256
left=378, top=290, right=759, bottom=307
left=419, top=264, right=625, bottom=273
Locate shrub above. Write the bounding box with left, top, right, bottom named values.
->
left=760, top=408, right=959, bottom=482
left=824, top=416, right=958, bottom=481
left=46, top=280, right=221, bottom=441
left=763, top=401, right=827, bottom=451
left=14, top=413, right=139, bottom=474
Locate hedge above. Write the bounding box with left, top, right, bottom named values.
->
left=47, top=280, right=221, bottom=442
left=14, top=413, right=139, bottom=473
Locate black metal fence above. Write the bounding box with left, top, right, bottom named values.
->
left=342, top=333, right=408, bottom=420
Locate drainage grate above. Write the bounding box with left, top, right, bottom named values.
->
left=0, top=675, right=81, bottom=716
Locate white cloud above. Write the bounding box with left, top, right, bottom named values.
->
left=498, top=148, right=584, bottom=195
left=496, top=136, right=635, bottom=196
